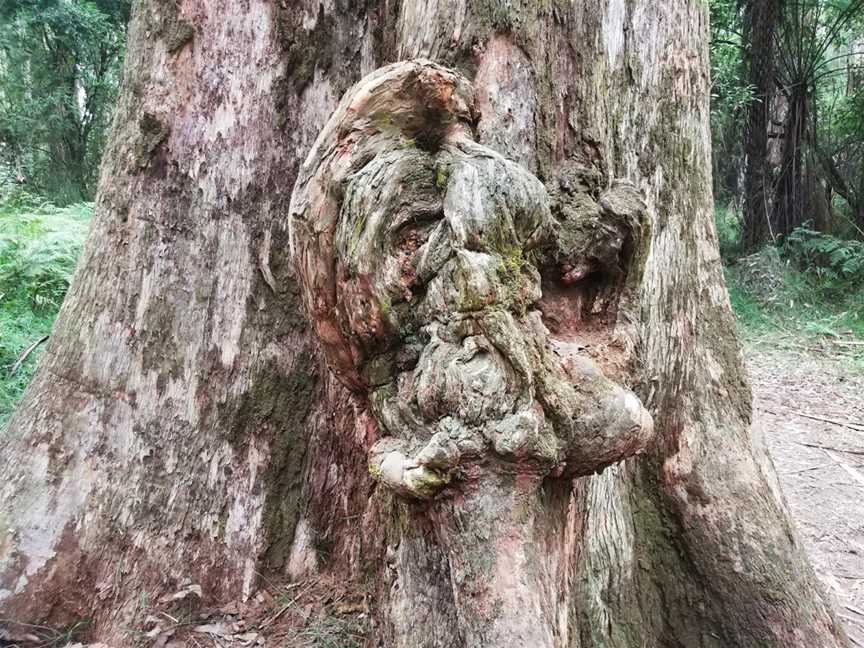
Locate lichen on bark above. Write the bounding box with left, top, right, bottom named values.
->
left=288, top=60, right=657, bottom=645
left=290, top=60, right=654, bottom=497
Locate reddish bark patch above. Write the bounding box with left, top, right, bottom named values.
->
left=1, top=523, right=96, bottom=640
left=537, top=279, right=630, bottom=380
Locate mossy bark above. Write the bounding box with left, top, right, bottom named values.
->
left=0, top=1, right=847, bottom=647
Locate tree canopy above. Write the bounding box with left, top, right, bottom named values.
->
left=0, top=0, right=130, bottom=203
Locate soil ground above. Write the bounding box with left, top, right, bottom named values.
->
left=748, top=338, right=864, bottom=645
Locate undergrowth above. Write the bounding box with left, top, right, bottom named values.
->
left=716, top=202, right=864, bottom=355
left=725, top=244, right=864, bottom=367
left=282, top=616, right=364, bottom=648
left=0, top=183, right=92, bottom=428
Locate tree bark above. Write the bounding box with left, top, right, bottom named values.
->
left=0, top=1, right=847, bottom=647
left=741, top=0, right=782, bottom=250
left=772, top=87, right=810, bottom=237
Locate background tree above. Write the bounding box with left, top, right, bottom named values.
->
left=817, top=17, right=864, bottom=231
left=711, top=0, right=864, bottom=255
left=0, top=0, right=130, bottom=203
left=741, top=0, right=783, bottom=250
left=772, top=0, right=864, bottom=237
left=0, top=2, right=849, bottom=647
left=710, top=0, right=751, bottom=206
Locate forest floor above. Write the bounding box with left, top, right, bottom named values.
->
left=748, top=335, right=864, bottom=645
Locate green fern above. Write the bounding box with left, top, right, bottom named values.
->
left=784, top=226, right=864, bottom=292
left=0, top=187, right=91, bottom=309
left=0, top=181, right=92, bottom=428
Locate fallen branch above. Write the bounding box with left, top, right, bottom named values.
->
left=260, top=580, right=318, bottom=629
left=8, top=335, right=48, bottom=376
left=790, top=411, right=864, bottom=433
left=822, top=448, right=864, bottom=489
left=795, top=441, right=864, bottom=457
left=833, top=340, right=864, bottom=347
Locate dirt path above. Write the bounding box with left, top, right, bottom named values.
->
left=749, top=342, right=864, bottom=644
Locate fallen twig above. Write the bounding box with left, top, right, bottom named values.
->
left=781, top=462, right=834, bottom=475
left=794, top=441, right=864, bottom=456
left=783, top=409, right=864, bottom=432
left=833, top=573, right=864, bottom=580
left=822, top=449, right=864, bottom=488
left=261, top=580, right=318, bottom=629
left=8, top=335, right=49, bottom=376
left=840, top=613, right=864, bottom=629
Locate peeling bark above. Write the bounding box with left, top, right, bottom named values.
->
left=0, top=1, right=847, bottom=647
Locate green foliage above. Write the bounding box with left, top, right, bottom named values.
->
left=819, top=79, right=864, bottom=227
left=0, top=300, right=54, bottom=428
left=727, top=244, right=864, bottom=350
left=709, top=0, right=864, bottom=246
left=726, top=276, right=770, bottom=330
left=709, top=0, right=751, bottom=202
left=0, top=181, right=91, bottom=428
left=0, top=0, right=130, bottom=203
left=0, top=185, right=91, bottom=307
left=715, top=202, right=743, bottom=258
left=785, top=226, right=864, bottom=289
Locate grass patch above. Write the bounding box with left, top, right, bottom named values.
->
left=725, top=245, right=864, bottom=368
left=0, top=183, right=92, bottom=428
left=282, top=616, right=364, bottom=648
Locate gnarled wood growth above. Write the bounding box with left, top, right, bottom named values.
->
left=0, top=1, right=848, bottom=647
left=288, top=62, right=653, bottom=644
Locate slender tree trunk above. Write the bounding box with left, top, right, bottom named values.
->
left=774, top=88, right=809, bottom=237
left=0, top=2, right=846, bottom=647
left=742, top=0, right=782, bottom=250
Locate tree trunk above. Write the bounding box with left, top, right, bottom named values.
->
left=741, top=0, right=782, bottom=250
left=773, top=88, right=809, bottom=237
left=0, top=2, right=847, bottom=647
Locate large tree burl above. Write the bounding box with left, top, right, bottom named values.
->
left=289, top=60, right=653, bottom=499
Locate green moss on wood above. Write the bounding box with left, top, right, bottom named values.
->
left=229, top=352, right=318, bottom=570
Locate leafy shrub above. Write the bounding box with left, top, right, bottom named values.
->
left=715, top=202, right=743, bottom=259
left=0, top=182, right=92, bottom=427
left=728, top=246, right=787, bottom=305
left=784, top=226, right=864, bottom=291
left=726, top=240, right=864, bottom=346
left=0, top=186, right=91, bottom=309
